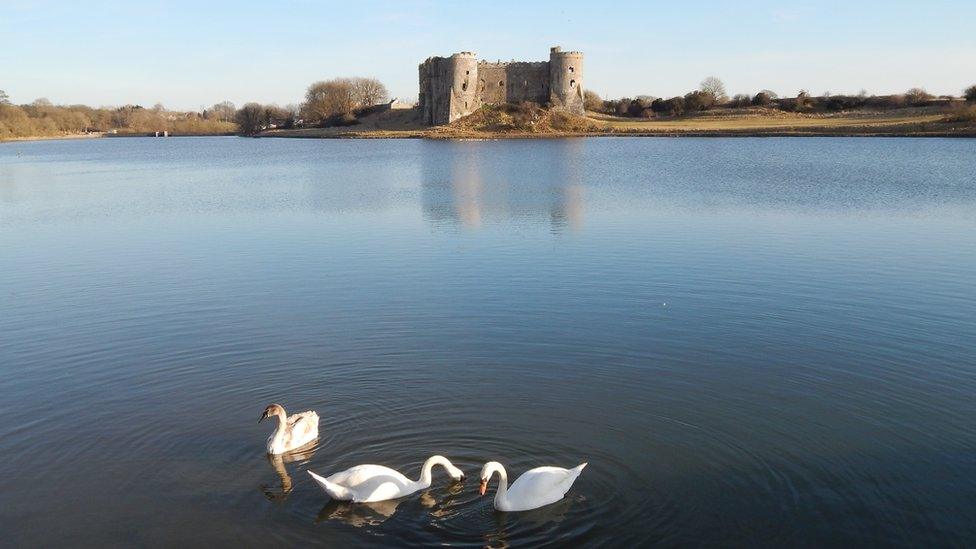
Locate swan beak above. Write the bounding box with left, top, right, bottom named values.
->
left=258, top=411, right=268, bottom=423
left=478, top=479, right=488, bottom=496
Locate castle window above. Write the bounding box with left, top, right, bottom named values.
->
left=462, top=82, right=467, bottom=91
left=569, top=66, right=574, bottom=73
left=465, top=70, right=470, bottom=75
left=499, top=80, right=504, bottom=87
left=570, top=79, right=576, bottom=88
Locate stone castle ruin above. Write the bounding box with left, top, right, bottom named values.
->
left=418, top=46, right=584, bottom=126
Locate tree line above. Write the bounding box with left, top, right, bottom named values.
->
left=0, top=95, right=236, bottom=140
left=586, top=79, right=976, bottom=118
left=3, top=79, right=973, bottom=139
left=234, top=77, right=389, bottom=134
left=1, top=76, right=389, bottom=139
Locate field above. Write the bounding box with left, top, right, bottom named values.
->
left=261, top=105, right=976, bottom=139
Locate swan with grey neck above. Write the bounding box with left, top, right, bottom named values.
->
left=259, top=403, right=319, bottom=455
left=479, top=461, right=586, bottom=512
left=308, top=455, right=465, bottom=503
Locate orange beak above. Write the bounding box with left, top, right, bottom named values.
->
left=479, top=479, right=488, bottom=496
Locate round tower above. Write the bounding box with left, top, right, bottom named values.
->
left=548, top=46, right=584, bottom=114
left=448, top=52, right=479, bottom=122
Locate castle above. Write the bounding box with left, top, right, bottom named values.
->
left=418, top=46, right=584, bottom=126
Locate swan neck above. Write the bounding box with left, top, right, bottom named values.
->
left=494, top=465, right=509, bottom=507
left=270, top=410, right=288, bottom=448
left=419, top=456, right=447, bottom=487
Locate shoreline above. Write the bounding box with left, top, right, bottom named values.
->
left=4, top=123, right=975, bottom=144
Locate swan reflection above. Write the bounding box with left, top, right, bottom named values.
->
left=316, top=498, right=404, bottom=528
left=260, top=441, right=318, bottom=502
left=315, top=480, right=466, bottom=527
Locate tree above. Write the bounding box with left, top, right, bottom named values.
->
left=729, top=94, right=751, bottom=108
left=583, top=90, right=603, bottom=112
left=352, top=77, right=389, bottom=108
left=0, top=90, right=9, bottom=105
left=795, top=90, right=813, bottom=111
left=302, top=78, right=357, bottom=123
left=699, top=76, right=728, bottom=104
left=206, top=101, right=236, bottom=122
left=684, top=90, right=714, bottom=111
left=965, top=85, right=976, bottom=103
left=235, top=102, right=266, bottom=134
left=665, top=96, right=685, bottom=116
left=752, top=91, right=774, bottom=106
left=905, top=87, right=932, bottom=105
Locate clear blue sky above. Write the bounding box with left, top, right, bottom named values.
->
left=2, top=0, right=974, bottom=110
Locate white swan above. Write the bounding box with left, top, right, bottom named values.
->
left=259, top=403, right=319, bottom=454
left=479, top=461, right=586, bottom=512
left=308, top=455, right=465, bottom=503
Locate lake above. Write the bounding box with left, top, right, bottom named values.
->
left=1, top=136, right=974, bottom=547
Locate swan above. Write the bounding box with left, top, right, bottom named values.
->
left=479, top=461, right=586, bottom=512
left=259, top=403, right=319, bottom=454
left=308, top=455, right=465, bottom=503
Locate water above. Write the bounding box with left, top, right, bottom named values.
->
left=1, top=137, right=974, bottom=547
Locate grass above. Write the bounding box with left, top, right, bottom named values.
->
left=258, top=105, right=976, bottom=140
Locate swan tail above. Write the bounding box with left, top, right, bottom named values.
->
left=308, top=470, right=352, bottom=500
left=565, top=462, right=587, bottom=489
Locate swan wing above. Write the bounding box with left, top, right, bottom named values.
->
left=321, top=464, right=414, bottom=502
left=285, top=411, right=319, bottom=447
left=504, top=463, right=586, bottom=511
left=326, top=464, right=408, bottom=487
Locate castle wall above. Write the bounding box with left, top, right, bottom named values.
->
left=420, top=47, right=583, bottom=125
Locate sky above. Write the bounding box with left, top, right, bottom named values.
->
left=1, top=0, right=974, bottom=110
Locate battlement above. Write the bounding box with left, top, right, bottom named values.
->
left=478, top=61, right=550, bottom=69
left=418, top=46, right=585, bottom=126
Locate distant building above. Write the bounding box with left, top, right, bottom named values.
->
left=418, top=46, right=584, bottom=126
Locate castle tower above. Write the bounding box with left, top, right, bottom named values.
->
left=418, top=52, right=479, bottom=125
left=548, top=46, right=584, bottom=114
left=447, top=52, right=479, bottom=123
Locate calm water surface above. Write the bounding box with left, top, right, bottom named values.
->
left=1, top=137, right=974, bottom=547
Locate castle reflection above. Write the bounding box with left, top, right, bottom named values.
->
left=421, top=139, right=585, bottom=232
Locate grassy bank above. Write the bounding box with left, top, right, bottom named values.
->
left=261, top=104, right=976, bottom=139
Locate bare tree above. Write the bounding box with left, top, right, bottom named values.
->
left=206, top=101, right=236, bottom=122
left=352, top=77, right=389, bottom=108
left=699, top=77, right=728, bottom=103
left=905, top=87, right=932, bottom=105
left=583, top=89, right=603, bottom=112
left=0, top=90, right=9, bottom=105
left=302, top=79, right=357, bottom=123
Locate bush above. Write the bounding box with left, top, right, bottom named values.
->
left=752, top=92, right=773, bottom=106
left=905, top=87, right=933, bottom=106
left=729, top=94, right=751, bottom=108
left=583, top=90, right=604, bottom=112
left=684, top=90, right=716, bottom=112
left=511, top=101, right=542, bottom=130
left=665, top=96, right=685, bottom=116
left=946, top=105, right=976, bottom=124
left=964, top=85, right=976, bottom=103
